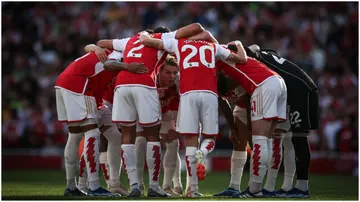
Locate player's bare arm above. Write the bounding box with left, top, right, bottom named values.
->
left=139, top=32, right=165, bottom=50
left=175, top=23, right=205, bottom=39
left=188, top=30, right=219, bottom=44
left=218, top=97, right=240, bottom=143
left=104, top=60, right=148, bottom=74
left=96, top=39, right=113, bottom=49
left=226, top=41, right=247, bottom=64
left=84, top=44, right=108, bottom=62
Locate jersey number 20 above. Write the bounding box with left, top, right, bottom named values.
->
left=181, top=45, right=215, bottom=69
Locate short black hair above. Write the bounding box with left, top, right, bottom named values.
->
left=153, top=26, right=171, bottom=33
left=145, top=29, right=154, bottom=34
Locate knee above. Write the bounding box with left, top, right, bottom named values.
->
left=122, top=134, right=135, bottom=144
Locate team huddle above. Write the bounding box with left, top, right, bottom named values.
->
left=55, top=23, right=319, bottom=198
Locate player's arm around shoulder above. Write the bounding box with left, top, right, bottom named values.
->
left=188, top=30, right=219, bottom=44
left=96, top=39, right=114, bottom=49
left=175, top=23, right=205, bottom=39
left=97, top=37, right=130, bottom=52
left=139, top=31, right=177, bottom=53
left=103, top=60, right=148, bottom=74
left=103, top=50, right=148, bottom=74
left=84, top=44, right=108, bottom=62
left=226, top=41, right=247, bottom=64
left=139, top=31, right=165, bottom=50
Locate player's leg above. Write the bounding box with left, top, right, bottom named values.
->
left=75, top=92, right=116, bottom=196
left=290, top=90, right=319, bottom=198
left=262, top=77, right=288, bottom=195
left=285, top=89, right=318, bottom=198
left=238, top=77, right=286, bottom=198
left=291, top=132, right=311, bottom=196
left=78, top=137, right=88, bottom=192
left=263, top=129, right=286, bottom=192
left=278, top=131, right=296, bottom=194
left=101, top=124, right=129, bottom=196
left=177, top=93, right=202, bottom=197
left=112, top=86, right=140, bottom=197
left=162, top=121, right=182, bottom=196
left=135, top=87, right=169, bottom=197
left=55, top=88, right=86, bottom=196
left=99, top=101, right=128, bottom=196
left=264, top=107, right=290, bottom=193
left=61, top=90, right=106, bottom=195
left=161, top=114, right=173, bottom=192
left=99, top=133, right=110, bottom=187
left=245, top=119, right=276, bottom=195
left=196, top=92, right=218, bottom=181
left=143, top=124, right=165, bottom=197
left=172, top=137, right=183, bottom=195
left=135, top=124, right=146, bottom=195
left=214, top=107, right=250, bottom=196
left=80, top=117, right=112, bottom=196
left=65, top=124, right=85, bottom=195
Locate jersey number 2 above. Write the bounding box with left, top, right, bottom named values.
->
left=181, top=45, right=215, bottom=69
left=127, top=39, right=144, bottom=58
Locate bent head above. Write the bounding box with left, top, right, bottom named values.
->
left=153, top=26, right=171, bottom=33
left=159, top=56, right=178, bottom=87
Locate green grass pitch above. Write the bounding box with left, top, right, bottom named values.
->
left=2, top=170, right=358, bottom=200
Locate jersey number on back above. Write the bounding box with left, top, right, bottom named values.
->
left=272, top=55, right=286, bottom=64
left=181, top=45, right=215, bottom=69
left=127, top=39, right=144, bottom=58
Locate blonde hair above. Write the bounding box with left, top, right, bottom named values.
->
left=160, top=55, right=178, bottom=71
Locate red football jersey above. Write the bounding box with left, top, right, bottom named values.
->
left=216, top=57, right=279, bottom=94
left=162, top=38, right=231, bottom=95
left=113, top=31, right=177, bottom=88
left=158, top=83, right=180, bottom=113
left=102, top=81, right=115, bottom=104
left=55, top=51, right=122, bottom=95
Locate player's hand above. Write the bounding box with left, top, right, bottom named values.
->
left=139, top=31, right=150, bottom=42
left=126, top=63, right=148, bottom=74
left=95, top=47, right=108, bottom=63
left=157, top=87, right=166, bottom=98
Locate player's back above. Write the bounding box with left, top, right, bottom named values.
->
left=116, top=33, right=167, bottom=88
left=258, top=51, right=318, bottom=91
left=216, top=57, right=278, bottom=94
left=55, top=52, right=109, bottom=94
left=176, top=39, right=218, bottom=95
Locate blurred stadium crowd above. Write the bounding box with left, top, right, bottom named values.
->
left=2, top=2, right=358, bottom=153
